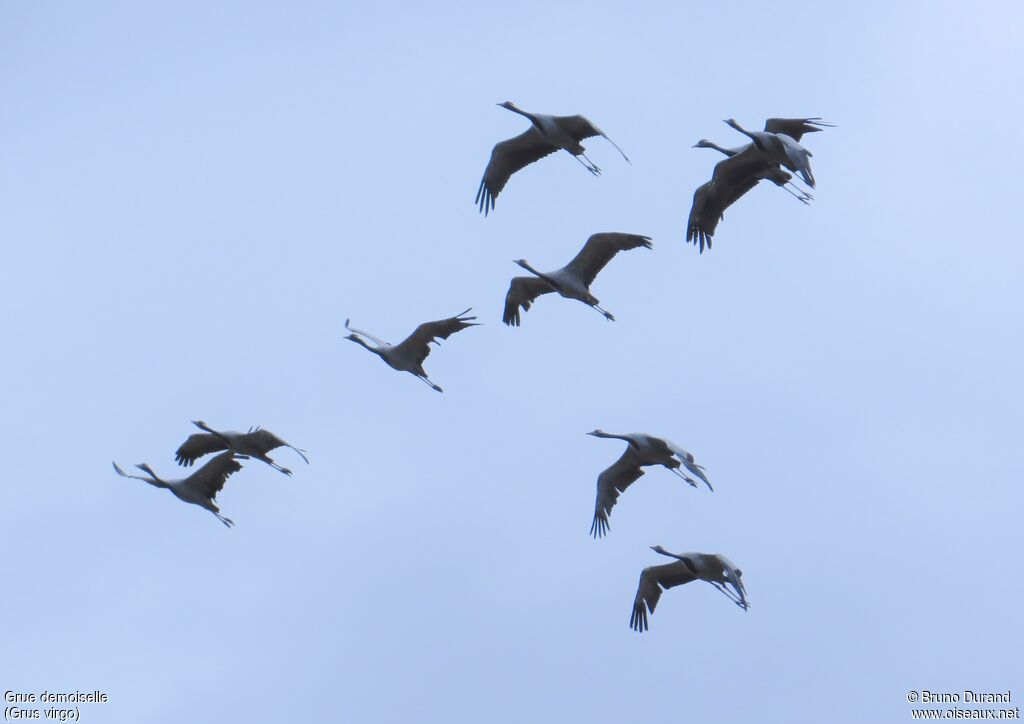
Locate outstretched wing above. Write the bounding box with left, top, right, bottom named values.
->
left=685, top=180, right=718, bottom=253
left=630, top=561, right=697, bottom=632
left=686, top=147, right=783, bottom=252
left=558, top=115, right=630, bottom=162
left=565, top=233, right=652, bottom=286
left=175, top=433, right=228, bottom=467
left=763, top=117, right=834, bottom=142
left=186, top=452, right=242, bottom=500
left=476, top=129, right=558, bottom=216
left=392, top=309, right=479, bottom=365
left=591, top=449, right=644, bottom=538
left=502, top=276, right=556, bottom=326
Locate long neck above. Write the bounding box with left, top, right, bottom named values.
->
left=726, top=119, right=758, bottom=146
left=592, top=430, right=634, bottom=444
left=726, top=118, right=748, bottom=134
left=138, top=466, right=169, bottom=489
left=350, top=335, right=383, bottom=356
left=651, top=545, right=683, bottom=560
left=198, top=423, right=233, bottom=448
left=345, top=322, right=387, bottom=347
left=507, top=104, right=539, bottom=128
left=700, top=140, right=736, bottom=157
left=517, top=260, right=557, bottom=288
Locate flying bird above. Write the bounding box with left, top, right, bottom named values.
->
left=687, top=117, right=832, bottom=252
left=630, top=547, right=749, bottom=632
left=175, top=421, right=308, bottom=476
left=476, top=101, right=629, bottom=216
left=344, top=309, right=478, bottom=392
left=587, top=430, right=712, bottom=538
left=693, top=138, right=813, bottom=203
left=686, top=146, right=805, bottom=253
left=112, top=451, right=242, bottom=528
left=503, top=233, right=651, bottom=326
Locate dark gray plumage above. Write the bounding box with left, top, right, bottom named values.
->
left=587, top=430, right=711, bottom=538
left=113, top=451, right=242, bottom=528
left=176, top=421, right=308, bottom=476
left=503, top=233, right=651, bottom=325
left=345, top=309, right=479, bottom=392
left=477, top=102, right=629, bottom=216
left=631, top=547, right=749, bottom=632
left=687, top=117, right=833, bottom=251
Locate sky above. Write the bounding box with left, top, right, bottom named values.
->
left=1, top=1, right=1022, bottom=722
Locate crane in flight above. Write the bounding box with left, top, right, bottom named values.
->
left=687, top=117, right=832, bottom=252
left=503, top=233, right=651, bottom=326
left=112, top=451, right=242, bottom=528
left=630, top=547, right=749, bottom=631
left=344, top=309, right=478, bottom=392
left=476, top=102, right=629, bottom=216
left=175, top=421, right=308, bottom=476
left=587, top=430, right=712, bottom=538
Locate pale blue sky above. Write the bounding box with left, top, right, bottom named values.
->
left=2, top=1, right=1022, bottom=722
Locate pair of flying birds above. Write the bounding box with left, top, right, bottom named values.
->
left=476, top=101, right=832, bottom=252
left=112, top=421, right=307, bottom=528
left=343, top=231, right=653, bottom=391
left=587, top=429, right=748, bottom=631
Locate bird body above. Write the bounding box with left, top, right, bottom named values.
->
left=531, top=111, right=587, bottom=154
left=176, top=421, right=308, bottom=476
left=687, top=117, right=832, bottom=251
left=687, top=145, right=802, bottom=252
left=345, top=309, right=478, bottom=392
left=476, top=102, right=629, bottom=215
left=516, top=262, right=596, bottom=307
left=503, top=233, right=651, bottom=326
left=112, top=451, right=241, bottom=528
left=587, top=429, right=711, bottom=538
left=630, top=547, right=748, bottom=631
